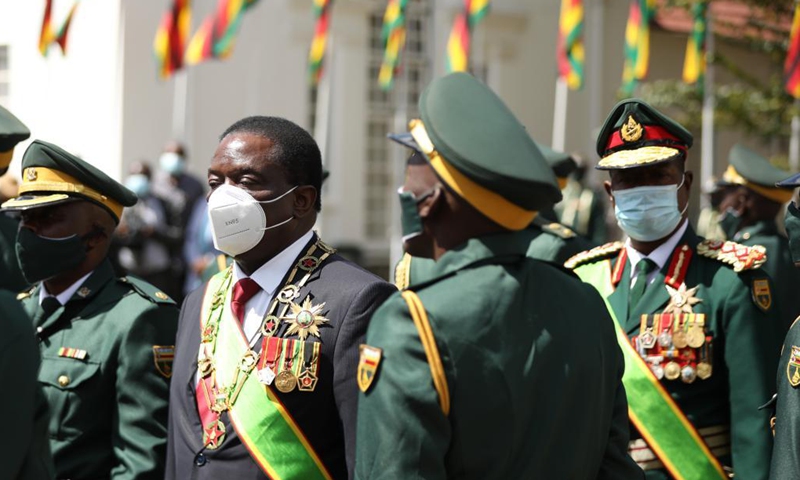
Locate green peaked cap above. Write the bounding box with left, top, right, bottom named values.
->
left=2, top=139, right=137, bottom=222
left=728, top=144, right=791, bottom=188
left=536, top=143, right=577, bottom=178
left=417, top=72, right=561, bottom=211
left=595, top=99, right=693, bottom=170
left=0, top=105, right=30, bottom=151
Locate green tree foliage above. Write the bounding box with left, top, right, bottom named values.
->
left=636, top=0, right=796, bottom=145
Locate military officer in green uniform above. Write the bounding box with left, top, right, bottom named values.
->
left=356, top=73, right=642, bottom=479
left=393, top=142, right=594, bottom=289
left=0, top=109, right=54, bottom=479
left=0, top=105, right=30, bottom=291
left=556, top=153, right=609, bottom=244
left=2, top=140, right=179, bottom=480
left=714, top=144, right=800, bottom=332
left=566, top=99, right=782, bottom=479
left=766, top=172, right=800, bottom=478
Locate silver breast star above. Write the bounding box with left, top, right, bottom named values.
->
left=663, top=283, right=702, bottom=315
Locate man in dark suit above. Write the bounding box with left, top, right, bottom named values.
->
left=165, top=116, right=396, bottom=479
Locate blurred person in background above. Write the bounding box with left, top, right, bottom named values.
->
left=115, top=160, right=179, bottom=291
left=556, top=153, right=609, bottom=245
left=152, top=140, right=205, bottom=301
left=182, top=197, right=221, bottom=295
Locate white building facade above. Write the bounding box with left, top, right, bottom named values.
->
left=0, top=0, right=664, bottom=275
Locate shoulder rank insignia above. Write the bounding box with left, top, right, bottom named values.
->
left=564, top=241, right=624, bottom=270
left=788, top=346, right=800, bottom=387
left=16, top=286, right=35, bottom=300
left=152, top=345, right=175, bottom=378
left=696, top=240, right=767, bottom=272
left=394, top=253, right=412, bottom=290
left=542, top=222, right=576, bottom=239
left=358, top=344, right=383, bottom=393
left=752, top=278, right=773, bottom=313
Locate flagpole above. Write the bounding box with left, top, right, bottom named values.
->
left=552, top=78, right=568, bottom=151
left=389, top=62, right=410, bottom=274
left=700, top=8, right=714, bottom=209
left=172, top=71, right=188, bottom=140
left=587, top=0, right=604, bottom=160
left=314, top=32, right=335, bottom=237
left=791, top=98, right=800, bottom=171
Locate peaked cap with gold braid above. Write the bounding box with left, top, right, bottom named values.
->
left=0, top=105, right=30, bottom=170
left=722, top=144, right=794, bottom=204
left=595, top=99, right=693, bottom=170
left=388, top=72, right=562, bottom=231
left=1, top=140, right=137, bottom=223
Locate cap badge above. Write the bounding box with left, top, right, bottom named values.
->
left=621, top=115, right=643, bottom=143
left=26, top=168, right=38, bottom=181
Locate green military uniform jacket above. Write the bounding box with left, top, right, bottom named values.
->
left=19, top=259, right=178, bottom=480
left=569, top=226, right=781, bottom=479
left=769, top=318, right=800, bottom=479
left=2, top=290, right=54, bottom=480
left=395, top=219, right=594, bottom=288
left=735, top=220, right=800, bottom=333
left=357, top=230, right=643, bottom=479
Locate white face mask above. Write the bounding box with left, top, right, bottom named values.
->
left=612, top=174, right=688, bottom=242
left=207, top=184, right=297, bottom=257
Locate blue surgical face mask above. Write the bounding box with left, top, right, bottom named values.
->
left=159, top=152, right=185, bottom=175
left=125, top=174, right=150, bottom=198
left=612, top=175, right=688, bottom=242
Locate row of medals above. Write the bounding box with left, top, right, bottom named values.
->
left=637, top=317, right=712, bottom=384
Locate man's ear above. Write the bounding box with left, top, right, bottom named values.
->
left=292, top=185, right=317, bottom=218
left=603, top=180, right=614, bottom=205
left=683, top=170, right=694, bottom=191
left=418, top=184, right=443, bottom=219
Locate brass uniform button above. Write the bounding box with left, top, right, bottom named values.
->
left=58, top=375, right=70, bottom=387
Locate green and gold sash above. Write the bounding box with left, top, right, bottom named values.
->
left=575, top=259, right=727, bottom=480
left=197, top=249, right=333, bottom=479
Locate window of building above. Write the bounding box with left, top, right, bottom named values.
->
left=364, top=0, right=431, bottom=244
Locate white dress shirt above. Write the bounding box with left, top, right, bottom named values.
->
left=625, top=220, right=689, bottom=289
left=231, top=229, right=315, bottom=344
left=38, top=270, right=94, bottom=306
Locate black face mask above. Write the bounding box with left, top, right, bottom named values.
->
left=15, top=227, right=98, bottom=284
left=717, top=208, right=742, bottom=241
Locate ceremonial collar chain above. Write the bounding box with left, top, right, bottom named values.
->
left=197, top=237, right=335, bottom=449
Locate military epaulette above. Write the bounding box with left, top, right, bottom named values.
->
left=394, top=253, right=412, bottom=290
left=16, top=285, right=35, bottom=300
left=696, top=239, right=767, bottom=272
left=540, top=221, right=577, bottom=239
left=119, top=276, right=176, bottom=304
left=564, top=241, right=624, bottom=270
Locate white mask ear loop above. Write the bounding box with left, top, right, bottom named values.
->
left=256, top=185, right=299, bottom=204
left=255, top=185, right=299, bottom=232
left=676, top=173, right=689, bottom=216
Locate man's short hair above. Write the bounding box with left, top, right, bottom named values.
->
left=221, top=116, right=323, bottom=211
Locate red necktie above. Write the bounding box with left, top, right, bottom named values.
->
left=230, top=277, right=260, bottom=324
left=196, top=277, right=260, bottom=445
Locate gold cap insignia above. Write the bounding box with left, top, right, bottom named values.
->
left=26, top=168, right=38, bottom=181
left=358, top=344, right=383, bottom=393
left=621, top=115, right=644, bottom=143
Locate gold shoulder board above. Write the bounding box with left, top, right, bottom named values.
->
left=564, top=241, right=624, bottom=270
left=696, top=240, right=767, bottom=272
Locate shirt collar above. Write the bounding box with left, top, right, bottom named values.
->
left=625, top=220, right=689, bottom=277
left=39, top=270, right=94, bottom=306
left=233, top=229, right=315, bottom=295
